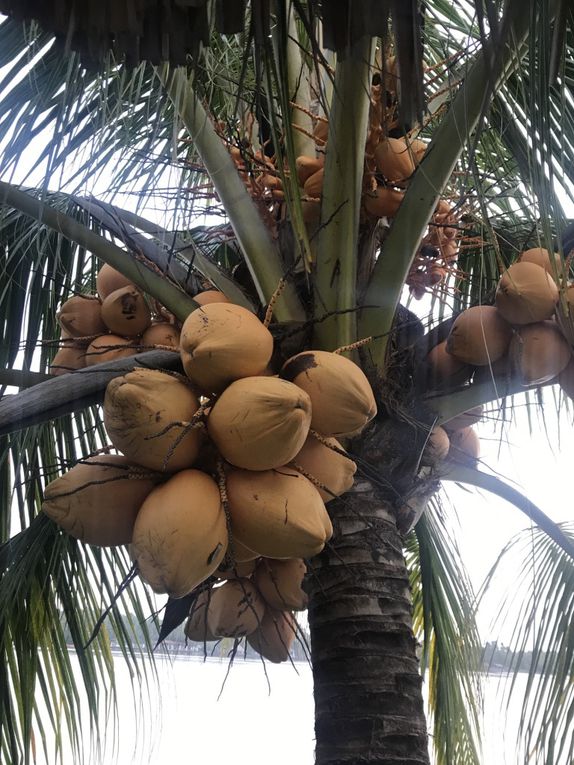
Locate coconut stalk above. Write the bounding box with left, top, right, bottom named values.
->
left=158, top=67, right=305, bottom=323
left=358, top=0, right=547, bottom=371
left=313, top=37, right=375, bottom=350
left=0, top=182, right=198, bottom=322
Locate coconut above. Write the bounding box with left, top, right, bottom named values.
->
left=510, top=321, right=572, bottom=385
left=101, top=286, right=152, bottom=337
left=426, top=341, right=473, bottom=389
left=57, top=295, right=107, bottom=338
left=96, top=263, right=135, bottom=299
left=446, top=306, right=513, bottom=366
left=247, top=609, right=296, bottom=663
left=207, top=579, right=266, bottom=638
left=442, top=405, right=484, bottom=433
left=42, top=455, right=158, bottom=546
left=291, top=435, right=356, bottom=502
left=216, top=557, right=258, bottom=580
left=253, top=558, right=308, bottom=611
left=559, top=358, right=574, bottom=400
left=104, top=368, right=202, bottom=472
left=296, top=155, right=324, bottom=186
left=131, top=469, right=228, bottom=598
left=180, top=303, right=274, bottom=394
left=421, top=426, right=450, bottom=466
left=313, top=120, right=328, bottom=144
left=226, top=467, right=332, bottom=559
left=194, top=290, right=231, bottom=306
left=184, top=589, right=217, bottom=642
left=495, top=262, right=559, bottom=325
left=447, top=427, right=480, bottom=466
left=301, top=201, right=321, bottom=225
left=280, top=350, right=377, bottom=437
left=303, top=168, right=324, bottom=198
left=373, top=137, right=418, bottom=185
left=49, top=344, right=86, bottom=375
left=84, top=334, right=138, bottom=366
left=207, top=377, right=312, bottom=471
left=363, top=186, right=404, bottom=218
left=519, top=247, right=564, bottom=278
left=141, top=322, right=180, bottom=349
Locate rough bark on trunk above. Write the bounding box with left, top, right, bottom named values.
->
left=307, top=478, right=429, bottom=765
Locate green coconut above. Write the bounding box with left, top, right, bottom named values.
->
left=57, top=295, right=107, bottom=338
left=247, top=609, right=296, bottom=663
left=207, top=579, right=266, bottom=638
left=495, top=262, right=559, bottom=325
left=510, top=321, right=572, bottom=385
left=131, top=469, right=228, bottom=598
left=446, top=306, right=513, bottom=366
left=101, top=286, right=152, bottom=337
left=104, top=368, right=202, bottom=472
left=291, top=435, right=356, bottom=502
left=207, top=376, right=312, bottom=471
left=253, top=558, right=308, bottom=611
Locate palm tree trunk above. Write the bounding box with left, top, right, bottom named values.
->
left=308, top=478, right=429, bottom=765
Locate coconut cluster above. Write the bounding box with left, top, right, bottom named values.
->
left=43, top=299, right=376, bottom=662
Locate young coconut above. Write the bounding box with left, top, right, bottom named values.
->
left=96, top=263, right=135, bottom=299
left=207, top=377, right=312, bottom=471
left=42, top=455, right=159, bottom=546
left=180, top=303, right=274, bottom=394
left=425, top=341, right=474, bottom=389
left=57, top=295, right=107, bottom=338
left=362, top=186, right=404, bottom=218
left=296, top=155, right=324, bottom=186
left=226, top=467, right=332, bottom=559
left=253, top=558, right=308, bottom=611
left=373, top=137, right=419, bottom=185
left=85, top=334, right=139, bottom=365
left=206, top=579, right=266, bottom=638
left=193, top=290, right=231, bottom=306
left=447, top=427, right=480, bottom=466
left=495, top=262, right=559, bottom=325
left=101, top=286, right=152, bottom=337
left=141, top=322, right=180, bottom=349
left=420, top=426, right=450, bottom=467
left=291, top=435, right=356, bottom=502
left=103, top=368, right=203, bottom=472
left=185, top=589, right=217, bottom=642
left=49, top=344, right=86, bottom=375
left=446, top=306, right=513, bottom=365
left=519, top=247, right=564, bottom=278
left=131, top=469, right=228, bottom=598
left=280, top=351, right=377, bottom=437
left=303, top=167, right=324, bottom=198
left=509, top=321, right=572, bottom=385
left=247, top=609, right=297, bottom=663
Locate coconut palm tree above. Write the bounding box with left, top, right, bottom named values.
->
left=0, top=2, right=574, bottom=764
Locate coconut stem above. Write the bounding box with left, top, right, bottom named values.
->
left=264, top=277, right=288, bottom=328
left=333, top=336, right=373, bottom=355
left=159, top=403, right=209, bottom=470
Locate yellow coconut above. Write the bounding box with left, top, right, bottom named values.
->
left=141, top=322, right=180, bottom=349
left=253, top=558, right=308, bottom=611
left=57, top=295, right=107, bottom=338
left=180, top=303, right=274, bottom=394
left=104, top=368, right=202, bottom=472
left=207, top=377, right=312, bottom=471
left=495, top=262, right=559, bottom=325
left=303, top=167, right=324, bottom=198
left=247, top=609, right=296, bottom=663
left=184, top=589, right=217, bottom=642
left=446, top=306, right=513, bottom=365
left=510, top=321, right=572, bottom=385
left=374, top=137, right=417, bottom=185
left=519, top=247, right=564, bottom=278
left=363, top=186, right=404, bottom=218
left=226, top=467, right=332, bottom=559
left=296, top=155, right=324, bottom=186
left=101, top=286, right=152, bottom=337
left=42, top=455, right=158, bottom=546
left=291, top=435, right=356, bottom=502
left=49, top=344, right=86, bottom=375
left=84, top=334, right=139, bottom=366
left=280, top=350, right=377, bottom=437
left=421, top=426, right=450, bottom=466
left=194, top=290, right=231, bottom=306
left=442, top=405, right=484, bottom=433
left=132, top=469, right=228, bottom=598
left=426, top=341, right=473, bottom=389
left=96, top=263, right=135, bottom=299
left=207, top=579, right=266, bottom=638
left=447, top=427, right=480, bottom=466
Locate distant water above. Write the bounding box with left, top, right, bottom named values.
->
left=32, top=652, right=556, bottom=765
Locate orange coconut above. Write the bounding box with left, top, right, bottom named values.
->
left=101, top=286, right=152, bottom=337
left=96, top=263, right=135, bottom=299
left=141, top=322, right=180, bottom=349
left=510, top=321, right=572, bottom=385
left=363, top=186, right=404, bottom=218
left=253, top=558, right=308, bottom=611
left=57, top=295, right=107, bottom=338
left=296, top=155, right=324, bottom=186
left=247, top=609, right=297, bottom=663
left=49, top=344, right=86, bottom=375
left=303, top=167, right=324, bottom=198
left=519, top=247, right=564, bottom=278
left=206, top=579, right=266, bottom=638
left=446, top=306, right=513, bottom=366
left=495, top=262, right=559, bottom=325
left=193, top=290, right=231, bottom=306
left=374, top=137, right=420, bottom=185
left=426, top=340, right=473, bottom=389
left=291, top=435, right=356, bottom=502
left=84, top=334, right=139, bottom=366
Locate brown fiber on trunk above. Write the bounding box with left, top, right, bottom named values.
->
left=307, top=478, right=430, bottom=765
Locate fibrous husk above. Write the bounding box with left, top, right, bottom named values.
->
left=141, top=322, right=180, bottom=349
left=442, top=405, right=484, bottom=433
left=180, top=304, right=274, bottom=394
left=296, top=155, right=324, bottom=186
left=426, top=341, right=473, bottom=389
left=253, top=558, right=308, bottom=611
left=495, top=262, right=559, bottom=325
left=42, top=455, right=158, bottom=546
left=281, top=350, right=377, bottom=437
left=194, top=290, right=231, bottom=306
left=96, top=263, right=135, bottom=299
left=247, top=609, right=296, bottom=663
left=303, top=168, right=324, bottom=198
left=363, top=186, right=404, bottom=218
left=519, top=247, right=564, bottom=278
left=49, top=344, right=86, bottom=375
left=104, top=369, right=202, bottom=472
left=447, top=427, right=480, bottom=466
left=57, top=295, right=107, bottom=338
left=292, top=435, right=356, bottom=502
left=132, top=469, right=228, bottom=598
left=421, top=426, right=450, bottom=466
left=207, top=579, right=266, bottom=638
left=184, top=589, right=217, bottom=642
left=373, top=137, right=420, bottom=185
left=207, top=377, right=312, bottom=471
left=446, top=306, right=513, bottom=366
left=226, top=467, right=332, bottom=559
left=101, top=286, right=152, bottom=337
left=510, top=321, right=572, bottom=385
left=85, top=334, right=138, bottom=365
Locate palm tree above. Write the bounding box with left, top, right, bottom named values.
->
left=0, top=2, right=574, bottom=763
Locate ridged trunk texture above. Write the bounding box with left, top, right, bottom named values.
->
left=307, top=478, right=429, bottom=765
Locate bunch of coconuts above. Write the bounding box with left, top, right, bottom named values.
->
left=425, top=247, right=574, bottom=464
left=42, top=299, right=377, bottom=662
